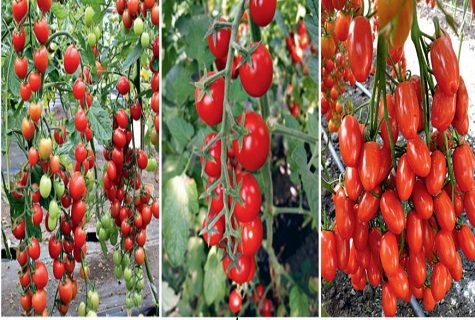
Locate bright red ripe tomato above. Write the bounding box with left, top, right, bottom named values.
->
left=406, top=135, right=431, bottom=177
left=433, top=189, right=455, bottom=232
left=233, top=111, right=270, bottom=171
left=32, top=261, right=48, bottom=289
left=151, top=91, right=160, bottom=113
left=457, top=224, right=475, bottom=260
left=382, top=283, right=397, bottom=317
left=207, top=18, right=231, bottom=59
left=424, top=288, right=436, bottom=311
left=395, top=81, right=419, bottom=140
left=22, top=117, right=35, bottom=140
left=406, top=210, right=422, bottom=255
left=113, top=128, right=126, bottom=148
left=334, top=190, right=355, bottom=240
left=64, top=45, right=80, bottom=74
left=339, top=115, right=362, bottom=167
left=115, top=108, right=128, bottom=129
left=137, top=150, right=148, bottom=170
left=117, top=76, right=130, bottom=95
left=352, top=218, right=368, bottom=251
left=239, top=216, right=263, bottom=256
left=430, top=35, right=459, bottom=96
left=452, top=142, right=475, bottom=192
left=249, top=0, right=276, bottom=27
left=380, top=232, right=399, bottom=276
left=14, top=56, right=28, bottom=80
left=411, top=180, right=433, bottom=220
left=34, top=16, right=49, bottom=44
left=20, top=82, right=32, bottom=101
left=34, top=45, right=49, bottom=73
left=229, top=289, right=242, bottom=313
left=195, top=72, right=224, bottom=126
left=239, top=42, right=273, bottom=98
left=431, top=85, right=456, bottom=133
left=130, top=100, right=142, bottom=120
left=388, top=264, right=409, bottom=299
left=32, top=289, right=46, bottom=314
left=29, top=71, right=42, bottom=92
left=75, top=109, right=88, bottom=132
left=12, top=0, right=28, bottom=23
left=357, top=185, right=381, bottom=222
left=425, top=150, right=447, bottom=195
left=335, top=226, right=350, bottom=270
left=321, top=230, right=337, bottom=281
left=347, top=16, right=372, bottom=82
left=335, top=11, right=350, bottom=41
left=380, top=189, right=406, bottom=235
left=53, top=259, right=64, bottom=279
left=358, top=142, right=381, bottom=191
left=431, top=262, right=449, bottom=302
left=12, top=28, right=26, bottom=52
left=69, top=172, right=86, bottom=201
left=233, top=172, right=261, bottom=223
left=58, top=277, right=73, bottom=304
left=37, top=0, right=52, bottom=12
left=230, top=254, right=251, bottom=284
left=344, top=166, right=363, bottom=201
left=201, top=212, right=224, bottom=246
left=396, top=154, right=415, bottom=200
left=455, top=76, right=468, bottom=121
left=200, top=132, right=222, bottom=178
left=73, top=79, right=86, bottom=100
left=435, top=230, right=456, bottom=268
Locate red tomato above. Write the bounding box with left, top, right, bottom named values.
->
left=380, top=232, right=399, bottom=276
left=347, top=17, right=372, bottom=82
left=430, top=35, right=459, bottom=96
left=233, top=172, right=261, bottom=223
left=388, top=264, right=409, bottom=299
left=449, top=251, right=462, bottom=281
left=431, top=262, right=449, bottom=302
left=424, top=288, right=436, bottom=311
left=202, top=212, right=224, bottom=247
left=433, top=189, right=455, bottom=232
left=12, top=28, right=26, bottom=53
left=334, top=193, right=355, bottom=241
left=249, top=0, right=276, bottom=27
left=380, top=189, right=406, bottom=235
left=452, top=142, right=475, bottom=192
left=239, top=216, right=263, bottom=256
left=233, top=111, right=269, bottom=171
left=395, top=81, right=419, bottom=140
left=322, top=230, right=337, bottom=281
left=34, top=15, right=49, bottom=44
left=335, top=11, right=350, bottom=41
left=457, top=224, right=475, bottom=260
left=396, top=154, right=415, bottom=200
left=464, top=189, right=475, bottom=227
left=455, top=76, right=468, bottom=120
left=229, top=254, right=251, bottom=284
left=195, top=72, right=224, bottom=126
left=339, top=115, right=362, bottom=167
left=406, top=135, right=431, bottom=177
left=239, top=42, right=273, bottom=97
left=435, top=230, right=456, bottom=268
left=358, top=142, right=381, bottom=191
left=411, top=180, right=433, bottom=220
left=408, top=250, right=426, bottom=288
left=64, top=45, right=81, bottom=74
left=344, top=166, right=363, bottom=201
left=357, top=185, right=382, bottom=222
left=229, top=289, right=242, bottom=313
left=406, top=209, right=422, bottom=254
left=425, top=150, right=447, bottom=195
left=207, top=18, right=231, bottom=59
left=353, top=218, right=368, bottom=251
left=382, top=283, right=397, bottom=317
left=335, top=226, right=350, bottom=270
left=432, top=85, right=456, bottom=133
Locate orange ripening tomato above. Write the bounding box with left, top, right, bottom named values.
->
left=321, top=36, right=336, bottom=59
left=430, top=35, right=460, bottom=96
left=377, top=0, right=413, bottom=48
left=347, top=16, right=372, bottom=83
left=395, top=81, right=419, bottom=140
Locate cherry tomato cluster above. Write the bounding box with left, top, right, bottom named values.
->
left=150, top=36, right=160, bottom=148
left=100, top=76, right=159, bottom=311
left=115, top=0, right=159, bottom=49
left=322, top=4, right=475, bottom=316
left=286, top=20, right=309, bottom=64
left=196, top=0, right=275, bottom=314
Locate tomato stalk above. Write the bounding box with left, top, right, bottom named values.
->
left=269, top=123, right=318, bottom=144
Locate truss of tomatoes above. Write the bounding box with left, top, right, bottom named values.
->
left=322, top=22, right=475, bottom=317
left=194, top=1, right=279, bottom=315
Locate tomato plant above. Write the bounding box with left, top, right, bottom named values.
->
left=162, top=0, right=318, bottom=316
left=321, top=0, right=475, bottom=316
left=2, top=0, right=159, bottom=316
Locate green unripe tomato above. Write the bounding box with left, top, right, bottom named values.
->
left=40, top=174, right=52, bottom=198
left=121, top=253, right=131, bottom=268
left=121, top=23, right=130, bottom=35
left=133, top=291, right=142, bottom=307
left=88, top=33, right=97, bottom=47
left=126, top=277, right=134, bottom=290
left=141, top=32, right=150, bottom=48
left=136, top=277, right=144, bottom=290
left=134, top=17, right=144, bottom=35
left=47, top=215, right=58, bottom=231
left=96, top=221, right=102, bottom=234
left=125, top=296, right=133, bottom=309
left=87, top=311, right=97, bottom=317
left=110, top=230, right=118, bottom=245
left=124, top=266, right=133, bottom=282
left=84, top=7, right=94, bottom=27
left=146, top=158, right=157, bottom=172
left=93, top=26, right=101, bottom=40
left=87, top=290, right=99, bottom=310
left=78, top=302, right=87, bottom=316
left=114, top=265, right=123, bottom=279
left=98, top=227, right=109, bottom=241
left=113, top=250, right=122, bottom=266
left=102, top=212, right=112, bottom=229
left=49, top=199, right=60, bottom=219
left=54, top=179, right=65, bottom=199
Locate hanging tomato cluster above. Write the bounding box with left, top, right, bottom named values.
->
left=115, top=0, right=159, bottom=41
left=150, top=36, right=160, bottom=148
left=195, top=0, right=275, bottom=315
left=322, top=0, right=475, bottom=317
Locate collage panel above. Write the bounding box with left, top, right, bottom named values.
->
left=1, top=0, right=160, bottom=316
left=161, top=0, right=318, bottom=317
left=321, top=0, right=475, bottom=317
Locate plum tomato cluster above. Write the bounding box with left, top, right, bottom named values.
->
left=197, top=1, right=275, bottom=314
left=115, top=0, right=159, bottom=48
left=322, top=22, right=475, bottom=316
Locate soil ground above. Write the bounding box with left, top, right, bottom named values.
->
left=0, top=102, right=160, bottom=316
left=321, top=3, right=475, bottom=317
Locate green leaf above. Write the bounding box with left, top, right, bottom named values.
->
left=122, top=43, right=144, bottom=72
left=93, top=8, right=107, bottom=26
left=184, top=15, right=215, bottom=65
left=230, top=79, right=248, bottom=103
left=80, top=0, right=105, bottom=4
left=289, top=286, right=309, bottom=317
left=164, top=64, right=194, bottom=107
left=162, top=282, right=181, bottom=313
left=307, top=56, right=318, bottom=85
left=51, top=2, right=68, bottom=20
left=5, top=51, right=20, bottom=97
left=292, top=146, right=318, bottom=220
left=166, top=117, right=194, bottom=149
left=163, top=175, right=198, bottom=267
left=88, top=102, right=113, bottom=144
left=203, top=246, right=227, bottom=305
